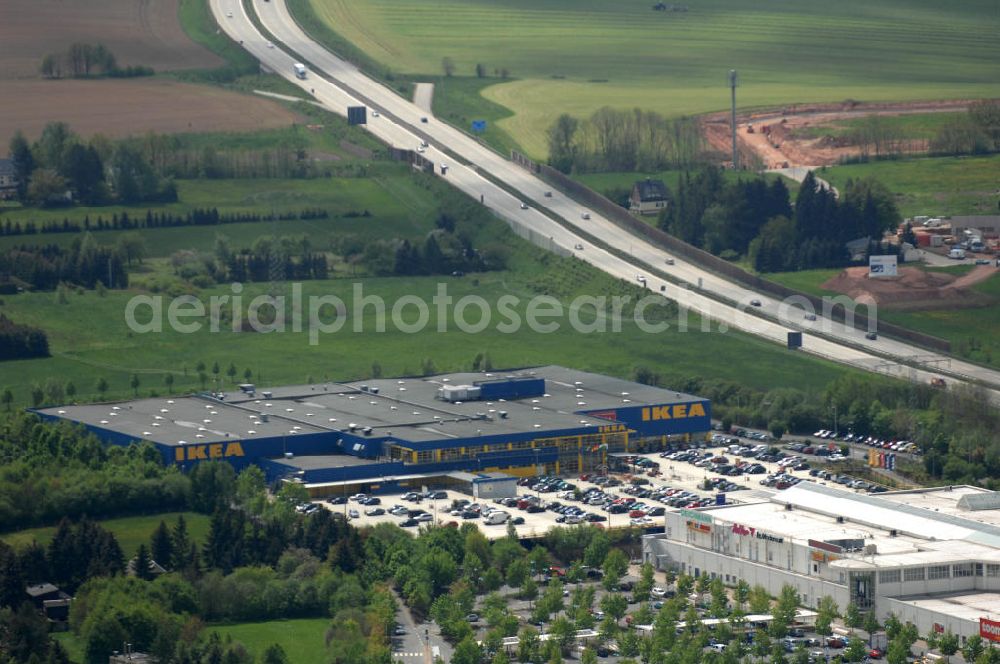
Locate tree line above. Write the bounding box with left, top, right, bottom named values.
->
left=40, top=43, right=153, bottom=79
left=8, top=123, right=176, bottom=207
left=547, top=108, right=703, bottom=173
left=653, top=167, right=901, bottom=271
left=929, top=100, right=1000, bottom=156
left=0, top=207, right=332, bottom=237
left=0, top=233, right=128, bottom=291
left=0, top=314, right=49, bottom=361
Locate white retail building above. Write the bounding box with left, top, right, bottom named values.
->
left=643, top=483, right=1000, bottom=643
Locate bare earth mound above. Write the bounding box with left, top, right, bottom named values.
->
left=0, top=80, right=305, bottom=146
left=0, top=0, right=221, bottom=78
left=821, top=265, right=998, bottom=311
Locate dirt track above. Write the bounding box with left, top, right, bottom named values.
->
left=0, top=79, right=305, bottom=146
left=820, top=264, right=998, bottom=311
left=702, top=99, right=975, bottom=169
left=0, top=0, right=221, bottom=79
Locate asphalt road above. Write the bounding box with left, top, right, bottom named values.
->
left=211, top=0, right=1000, bottom=400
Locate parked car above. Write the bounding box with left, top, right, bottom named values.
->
left=364, top=507, right=385, bottom=516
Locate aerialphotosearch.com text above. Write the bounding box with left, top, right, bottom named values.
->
left=123, top=282, right=876, bottom=346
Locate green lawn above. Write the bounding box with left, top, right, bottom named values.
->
left=766, top=267, right=1000, bottom=368
left=299, top=0, right=1000, bottom=157
left=1, top=512, right=210, bottom=558
left=791, top=111, right=965, bottom=141
left=207, top=618, right=333, bottom=663
left=52, top=617, right=330, bottom=664
left=818, top=154, right=1000, bottom=218
left=0, top=172, right=438, bottom=256
left=762, top=269, right=844, bottom=298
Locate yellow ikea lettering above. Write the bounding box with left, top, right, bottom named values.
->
left=175, top=442, right=246, bottom=463
left=641, top=402, right=707, bottom=422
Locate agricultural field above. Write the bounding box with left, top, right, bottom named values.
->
left=818, top=154, right=1000, bottom=218
left=0, top=0, right=221, bottom=79
left=0, top=171, right=437, bottom=255
left=0, top=79, right=306, bottom=147
left=301, top=0, right=1000, bottom=157
left=0, top=511, right=210, bottom=558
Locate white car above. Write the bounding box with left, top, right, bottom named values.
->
left=581, top=212, right=591, bottom=220
left=665, top=258, right=675, bottom=265
left=574, top=243, right=584, bottom=250
left=226, top=11, right=233, bottom=17
left=637, top=275, right=647, bottom=283
left=266, top=41, right=274, bottom=49
left=520, top=202, right=529, bottom=210
left=651, top=586, right=668, bottom=598
left=372, top=110, right=380, bottom=117
left=348, top=509, right=359, bottom=519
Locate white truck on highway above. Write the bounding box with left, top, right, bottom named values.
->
left=293, top=63, right=307, bottom=79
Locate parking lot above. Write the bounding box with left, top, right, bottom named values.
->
left=309, top=429, right=890, bottom=537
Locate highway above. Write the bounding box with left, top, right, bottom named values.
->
left=211, top=0, right=1000, bottom=399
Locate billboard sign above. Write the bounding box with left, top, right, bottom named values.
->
left=679, top=509, right=712, bottom=524
left=980, top=617, right=1000, bottom=642
left=347, top=106, right=367, bottom=125
left=869, top=255, right=898, bottom=278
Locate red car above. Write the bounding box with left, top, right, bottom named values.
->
left=868, top=649, right=883, bottom=659
left=826, top=637, right=847, bottom=649
left=579, top=474, right=591, bottom=481
left=629, top=509, right=646, bottom=518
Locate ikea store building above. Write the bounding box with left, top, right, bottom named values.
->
left=36, top=365, right=711, bottom=495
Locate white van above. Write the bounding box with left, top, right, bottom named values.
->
left=485, top=511, right=509, bottom=525
left=949, top=248, right=966, bottom=260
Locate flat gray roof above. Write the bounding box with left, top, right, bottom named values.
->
left=39, top=365, right=703, bottom=448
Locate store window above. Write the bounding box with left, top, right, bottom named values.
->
left=953, top=563, right=974, bottom=578
left=879, top=570, right=901, bottom=583
left=928, top=565, right=950, bottom=580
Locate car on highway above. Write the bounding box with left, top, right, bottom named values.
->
left=637, top=275, right=647, bottom=284
left=372, top=110, right=379, bottom=117
left=581, top=212, right=591, bottom=220
left=804, top=313, right=817, bottom=321
left=520, top=202, right=529, bottom=210
left=226, top=10, right=233, bottom=17
left=416, top=145, right=425, bottom=153
left=750, top=299, right=762, bottom=307
left=574, top=243, right=584, bottom=250
left=544, top=191, right=553, bottom=197
left=440, top=163, right=448, bottom=174
left=665, top=258, right=675, bottom=265
left=865, top=332, right=878, bottom=340
left=266, top=41, right=274, bottom=49
left=420, top=117, right=428, bottom=123
left=393, top=626, right=406, bottom=636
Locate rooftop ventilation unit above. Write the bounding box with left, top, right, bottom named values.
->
left=836, top=516, right=845, bottom=523
left=348, top=423, right=357, bottom=431
left=260, top=413, right=270, bottom=422
left=499, top=411, right=508, bottom=419
left=363, top=427, right=373, bottom=436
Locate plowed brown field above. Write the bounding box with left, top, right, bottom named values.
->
left=0, top=0, right=221, bottom=78
left=0, top=79, right=304, bottom=146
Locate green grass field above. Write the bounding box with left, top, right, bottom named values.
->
left=0, top=264, right=854, bottom=407
left=207, top=618, right=332, bottom=663
left=0, top=172, right=438, bottom=255
left=819, top=154, right=1000, bottom=218
left=0, top=512, right=210, bottom=557
left=301, top=0, right=1000, bottom=157
left=766, top=267, right=1000, bottom=368
left=52, top=616, right=330, bottom=664
left=791, top=111, right=964, bottom=141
